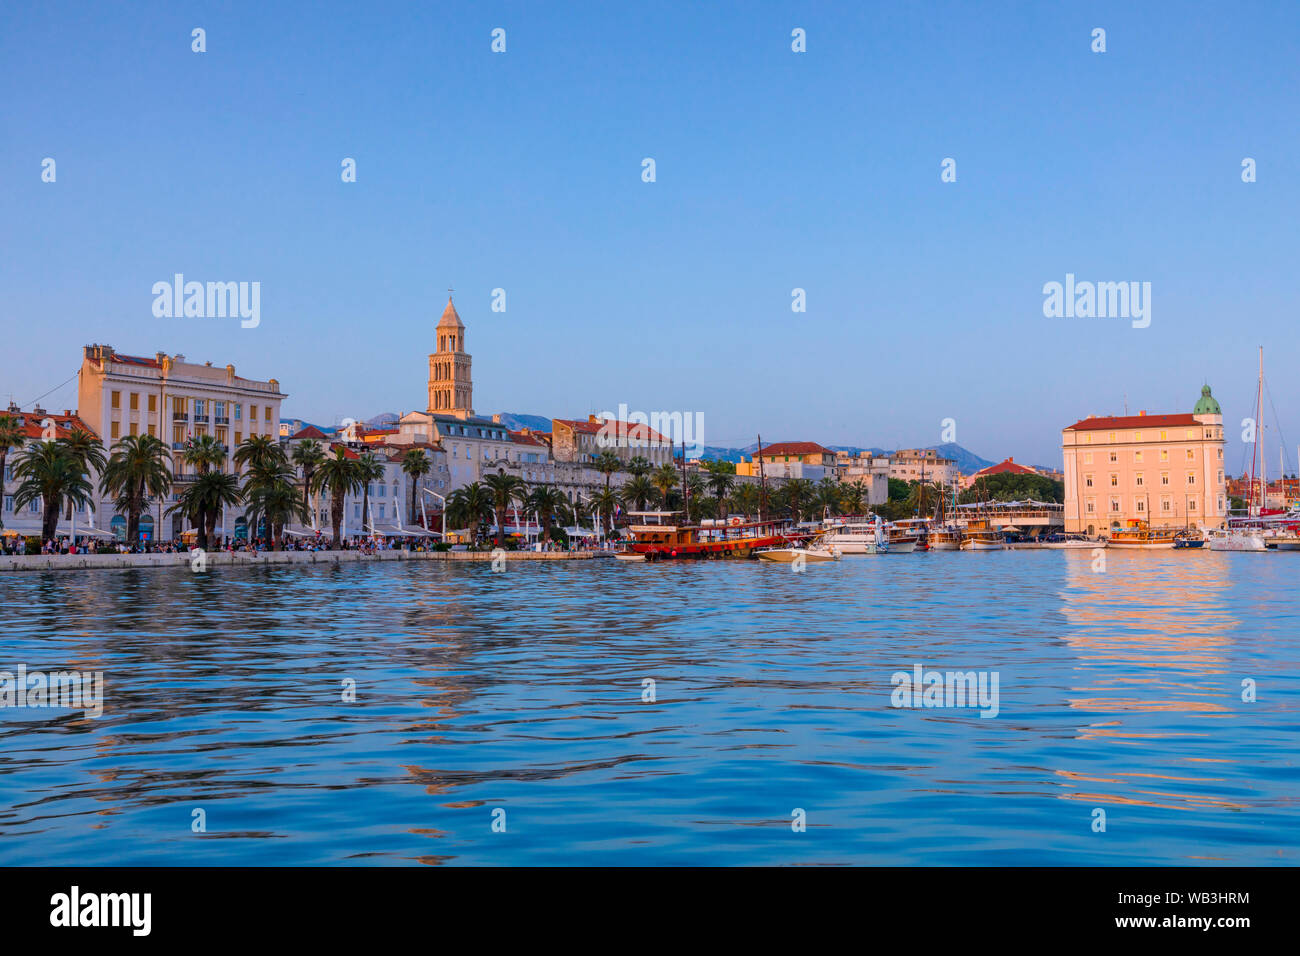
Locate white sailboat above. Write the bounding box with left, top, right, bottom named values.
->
left=1214, top=347, right=1278, bottom=552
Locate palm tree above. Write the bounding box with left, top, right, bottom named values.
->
left=619, top=474, right=657, bottom=512
left=168, top=471, right=242, bottom=549
left=12, top=440, right=97, bottom=541
left=593, top=450, right=621, bottom=494
left=589, top=486, right=620, bottom=535
left=840, top=479, right=868, bottom=515
left=356, top=453, right=385, bottom=530
left=780, top=478, right=816, bottom=522
left=814, top=477, right=841, bottom=519
left=651, top=463, right=679, bottom=511
left=100, top=434, right=173, bottom=543
left=703, top=461, right=735, bottom=514
left=524, top=485, right=568, bottom=546
left=626, top=455, right=652, bottom=477
left=311, top=447, right=362, bottom=547
left=482, top=469, right=528, bottom=547
left=63, top=427, right=108, bottom=478
left=0, top=414, right=25, bottom=531
left=180, top=434, right=228, bottom=541
left=233, top=434, right=283, bottom=472
left=446, top=482, right=494, bottom=542
left=291, top=440, right=327, bottom=527
left=242, top=459, right=306, bottom=548
left=731, top=482, right=760, bottom=518
left=400, top=448, right=432, bottom=528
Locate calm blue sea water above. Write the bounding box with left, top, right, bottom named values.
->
left=1, top=552, right=1297, bottom=866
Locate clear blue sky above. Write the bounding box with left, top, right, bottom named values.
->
left=4, top=1, right=1298, bottom=472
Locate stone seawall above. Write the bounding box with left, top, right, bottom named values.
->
left=0, top=550, right=609, bottom=573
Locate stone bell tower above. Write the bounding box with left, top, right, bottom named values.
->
left=427, top=295, right=473, bottom=418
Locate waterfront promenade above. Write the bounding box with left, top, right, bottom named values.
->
left=0, top=549, right=608, bottom=573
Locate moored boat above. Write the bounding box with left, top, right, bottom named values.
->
left=1107, top=519, right=1178, bottom=549
left=624, top=511, right=812, bottom=561
left=1041, top=533, right=1102, bottom=550
left=1206, top=528, right=1267, bottom=552
left=821, top=516, right=889, bottom=554
left=756, top=545, right=840, bottom=563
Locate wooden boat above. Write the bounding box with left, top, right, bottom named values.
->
left=885, top=523, right=920, bottom=553
left=624, top=511, right=813, bottom=561
left=960, top=519, right=1004, bottom=551
left=613, top=550, right=647, bottom=562
left=927, top=525, right=962, bottom=551
left=1108, top=519, right=1177, bottom=549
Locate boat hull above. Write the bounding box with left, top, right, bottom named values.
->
left=1207, top=535, right=1267, bottom=552
left=1041, top=540, right=1102, bottom=550
left=756, top=548, right=839, bottom=563
left=963, top=539, right=1005, bottom=551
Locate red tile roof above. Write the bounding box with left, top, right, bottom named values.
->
left=1065, top=413, right=1199, bottom=431
left=289, top=425, right=327, bottom=440
left=756, top=441, right=835, bottom=458
left=972, top=457, right=1037, bottom=478
left=509, top=431, right=548, bottom=447
left=99, top=353, right=162, bottom=369
left=4, top=409, right=97, bottom=442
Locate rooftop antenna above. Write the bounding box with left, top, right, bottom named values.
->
left=1123, top=392, right=1128, bottom=415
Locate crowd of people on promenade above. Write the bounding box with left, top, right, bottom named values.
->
left=1, top=533, right=616, bottom=557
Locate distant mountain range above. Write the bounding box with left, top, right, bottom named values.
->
left=693, top=441, right=996, bottom=473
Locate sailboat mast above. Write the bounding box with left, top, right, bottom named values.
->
left=1253, top=346, right=1263, bottom=514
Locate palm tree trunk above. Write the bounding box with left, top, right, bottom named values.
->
left=495, top=504, right=505, bottom=547
left=43, top=498, right=59, bottom=541
left=331, top=488, right=343, bottom=547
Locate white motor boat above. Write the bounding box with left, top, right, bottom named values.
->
left=1207, top=529, right=1267, bottom=552
left=820, top=517, right=889, bottom=554
left=1041, top=534, right=1104, bottom=550
left=756, top=545, right=840, bottom=563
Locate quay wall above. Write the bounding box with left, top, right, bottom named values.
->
left=0, top=550, right=608, bottom=574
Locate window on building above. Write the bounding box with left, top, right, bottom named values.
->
left=1160, top=431, right=1167, bottom=440
left=1110, top=474, right=1118, bottom=487
left=1160, top=449, right=1168, bottom=461
left=129, top=422, right=138, bottom=436
left=129, top=392, right=139, bottom=410
left=1186, top=449, right=1195, bottom=461
left=111, top=391, right=120, bottom=409
left=1189, top=498, right=1198, bottom=511
left=1083, top=452, right=1093, bottom=465
left=249, top=406, right=258, bottom=421
left=1109, top=499, right=1120, bottom=513
left=1135, top=473, right=1144, bottom=486
left=1161, top=498, right=1171, bottom=512
left=148, top=395, right=157, bottom=412
left=1134, top=450, right=1143, bottom=463
left=1136, top=499, right=1145, bottom=512
left=110, top=421, right=120, bottom=439
left=1187, top=473, right=1196, bottom=485
left=1084, top=475, right=1093, bottom=488
left=1109, top=452, right=1118, bottom=463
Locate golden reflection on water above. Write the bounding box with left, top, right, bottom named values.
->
left=1052, top=552, right=1246, bottom=820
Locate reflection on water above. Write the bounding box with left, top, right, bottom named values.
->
left=0, top=553, right=1297, bottom=865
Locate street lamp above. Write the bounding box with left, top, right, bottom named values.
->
left=576, top=491, right=604, bottom=548
left=421, top=487, right=446, bottom=543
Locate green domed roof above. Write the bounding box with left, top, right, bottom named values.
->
left=1193, top=384, right=1221, bottom=415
